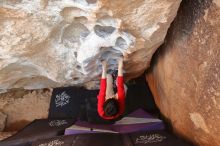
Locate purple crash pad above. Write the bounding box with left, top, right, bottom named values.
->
left=65, top=109, right=165, bottom=135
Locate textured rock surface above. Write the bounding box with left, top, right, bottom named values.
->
left=0, top=112, right=7, bottom=132
left=0, top=0, right=181, bottom=92
left=0, top=89, right=51, bottom=131
left=146, top=0, right=220, bottom=146
left=0, top=132, right=16, bottom=141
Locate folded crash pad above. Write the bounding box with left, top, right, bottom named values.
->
left=0, top=119, right=75, bottom=146
left=32, top=133, right=123, bottom=146
left=48, top=74, right=158, bottom=121
left=32, top=130, right=191, bottom=146
left=48, top=86, right=114, bottom=124
left=48, top=75, right=157, bottom=124
left=65, top=109, right=165, bottom=135
left=48, top=86, right=95, bottom=119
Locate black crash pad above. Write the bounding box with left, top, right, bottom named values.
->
left=32, top=133, right=123, bottom=146
left=48, top=86, right=113, bottom=124
left=0, top=119, right=75, bottom=146
left=48, top=86, right=96, bottom=119
left=48, top=74, right=157, bottom=122
left=32, top=130, right=191, bottom=146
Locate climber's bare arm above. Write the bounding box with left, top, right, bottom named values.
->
left=101, top=60, right=107, bottom=79
left=118, top=57, right=123, bottom=76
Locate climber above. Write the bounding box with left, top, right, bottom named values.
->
left=97, top=57, right=126, bottom=120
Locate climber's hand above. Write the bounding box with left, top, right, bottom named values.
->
left=123, top=52, right=129, bottom=59
left=101, top=60, right=107, bottom=70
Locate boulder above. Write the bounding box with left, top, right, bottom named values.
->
left=146, top=0, right=220, bottom=146
left=0, top=112, right=7, bottom=132
left=0, top=132, right=16, bottom=141
left=0, top=0, right=181, bottom=92
left=0, top=89, right=51, bottom=131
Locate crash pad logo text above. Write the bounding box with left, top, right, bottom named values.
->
left=39, top=139, right=64, bottom=146
left=135, top=133, right=166, bottom=144
left=48, top=120, right=68, bottom=127
left=55, top=91, right=70, bottom=107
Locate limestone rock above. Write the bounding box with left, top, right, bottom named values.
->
left=0, top=0, right=181, bottom=92
left=0, top=132, right=16, bottom=141
left=0, top=112, right=7, bottom=132
left=0, top=89, right=51, bottom=131
left=146, top=0, right=220, bottom=146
